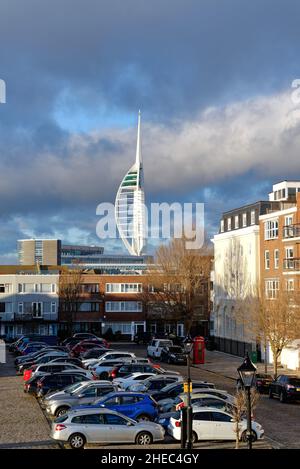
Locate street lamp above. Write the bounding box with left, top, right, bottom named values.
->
left=182, top=334, right=193, bottom=449
left=237, top=352, right=257, bottom=449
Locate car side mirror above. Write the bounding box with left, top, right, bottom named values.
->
left=127, top=422, right=133, bottom=426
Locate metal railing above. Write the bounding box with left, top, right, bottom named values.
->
left=283, top=258, right=300, bottom=270
left=283, top=223, right=300, bottom=238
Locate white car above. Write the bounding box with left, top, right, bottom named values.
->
left=147, top=339, right=173, bottom=359
left=128, top=374, right=183, bottom=392
left=31, top=363, right=94, bottom=380
left=168, top=407, right=264, bottom=443
left=113, top=372, right=158, bottom=390
left=93, top=351, right=136, bottom=363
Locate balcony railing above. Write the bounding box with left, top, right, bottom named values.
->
left=283, top=223, right=300, bottom=238
left=13, top=313, right=57, bottom=321
left=283, top=258, right=300, bottom=270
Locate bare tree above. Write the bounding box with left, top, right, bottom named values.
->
left=232, top=388, right=259, bottom=449
left=240, top=289, right=300, bottom=378
left=59, top=267, right=84, bottom=337
left=140, top=238, right=212, bottom=334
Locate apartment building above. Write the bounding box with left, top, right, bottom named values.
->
left=18, top=239, right=61, bottom=265
left=0, top=266, right=59, bottom=339
left=211, top=180, right=300, bottom=362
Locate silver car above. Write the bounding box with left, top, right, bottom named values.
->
left=50, top=407, right=165, bottom=448
left=44, top=381, right=120, bottom=417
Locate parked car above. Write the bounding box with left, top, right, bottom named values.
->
left=81, top=348, right=113, bottom=360
left=113, top=372, right=158, bottom=390
left=149, top=380, right=215, bottom=403
left=25, top=363, right=94, bottom=382
left=63, top=338, right=82, bottom=349
left=167, top=408, right=264, bottom=443
left=160, top=346, right=187, bottom=365
left=175, top=393, right=235, bottom=413
left=255, top=373, right=273, bottom=393
left=25, top=370, right=93, bottom=395
left=24, top=373, right=51, bottom=394
left=36, top=372, right=91, bottom=398
left=269, top=375, right=300, bottom=402
left=70, top=341, right=106, bottom=358
left=46, top=357, right=84, bottom=368
left=107, top=363, right=162, bottom=380
left=128, top=375, right=183, bottom=392
left=74, top=391, right=159, bottom=422
left=18, top=352, right=69, bottom=374
left=44, top=381, right=120, bottom=416
left=90, top=359, right=132, bottom=380
left=16, top=342, right=47, bottom=356
left=134, top=331, right=153, bottom=345
left=73, top=333, right=100, bottom=340
left=147, top=339, right=174, bottom=359
left=93, top=351, right=136, bottom=363
left=79, top=337, right=109, bottom=348
left=50, top=408, right=165, bottom=448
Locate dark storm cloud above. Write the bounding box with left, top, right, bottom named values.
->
left=0, top=0, right=300, bottom=260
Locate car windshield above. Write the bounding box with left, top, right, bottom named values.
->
left=289, top=378, right=300, bottom=386
left=160, top=382, right=179, bottom=392
left=65, top=382, right=86, bottom=394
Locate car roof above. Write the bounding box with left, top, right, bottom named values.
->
left=67, top=407, right=121, bottom=416
left=191, top=407, right=231, bottom=415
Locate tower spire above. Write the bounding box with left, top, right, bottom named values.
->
left=135, top=110, right=142, bottom=165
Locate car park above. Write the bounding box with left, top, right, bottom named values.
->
left=50, top=408, right=165, bottom=448
left=147, top=339, right=174, bottom=359
left=44, top=381, right=120, bottom=416
left=74, top=391, right=159, bottom=422
left=269, top=375, right=300, bottom=402
left=160, top=345, right=187, bottom=364
left=167, top=408, right=264, bottom=443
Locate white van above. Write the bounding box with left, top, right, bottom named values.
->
left=147, top=339, right=174, bottom=359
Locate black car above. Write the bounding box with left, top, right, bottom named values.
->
left=36, top=372, right=89, bottom=397
left=255, top=373, right=273, bottom=393
left=269, top=375, right=300, bottom=402
left=149, top=381, right=215, bottom=402
left=24, top=373, right=50, bottom=394
left=134, top=331, right=153, bottom=345
left=47, top=357, right=84, bottom=368
left=160, top=346, right=187, bottom=364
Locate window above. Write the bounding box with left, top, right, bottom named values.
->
left=265, top=279, right=279, bottom=299
left=32, top=302, right=43, bottom=317
left=242, top=213, right=247, bottom=227
left=51, top=302, right=56, bottom=314
left=193, top=412, right=212, bottom=421
left=227, top=218, right=232, bottom=231
left=274, top=249, right=279, bottom=269
left=211, top=412, right=232, bottom=422
left=234, top=215, right=239, bottom=229
left=0, top=284, right=10, bottom=293
left=106, top=283, right=142, bottom=293
left=103, top=323, right=132, bottom=334
left=0, top=303, right=5, bottom=313
left=286, top=279, right=294, bottom=291
left=105, top=301, right=142, bottom=313
left=250, top=210, right=255, bottom=225
left=18, top=303, right=23, bottom=314
left=285, top=215, right=293, bottom=227
left=265, top=220, right=279, bottom=240
left=81, top=284, right=99, bottom=294
left=104, top=414, right=128, bottom=425
left=72, top=414, right=104, bottom=424
left=264, top=251, right=270, bottom=270
left=285, top=247, right=294, bottom=269
left=220, top=220, right=224, bottom=233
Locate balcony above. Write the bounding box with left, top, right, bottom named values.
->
left=283, top=223, right=300, bottom=238
left=283, top=258, right=300, bottom=270
left=13, top=313, right=57, bottom=321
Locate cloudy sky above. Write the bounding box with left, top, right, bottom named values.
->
left=0, top=0, right=300, bottom=262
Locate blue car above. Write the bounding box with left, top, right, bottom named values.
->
left=74, top=392, right=159, bottom=422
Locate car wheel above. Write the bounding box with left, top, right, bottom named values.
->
left=269, top=389, right=273, bottom=399
left=100, top=372, right=109, bottom=380
left=135, top=431, right=153, bottom=445
left=68, top=433, right=86, bottom=449
left=241, top=430, right=257, bottom=442
left=136, top=414, right=151, bottom=422
left=55, top=406, right=69, bottom=417
left=191, top=431, right=198, bottom=444
left=279, top=391, right=286, bottom=403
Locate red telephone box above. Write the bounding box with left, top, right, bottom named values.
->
left=193, top=336, right=205, bottom=364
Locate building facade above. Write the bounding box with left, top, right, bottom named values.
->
left=18, top=239, right=61, bottom=265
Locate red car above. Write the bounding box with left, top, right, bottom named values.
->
left=70, top=339, right=109, bottom=357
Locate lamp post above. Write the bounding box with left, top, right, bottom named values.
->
left=183, top=334, right=193, bottom=449
left=237, top=352, right=257, bottom=449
